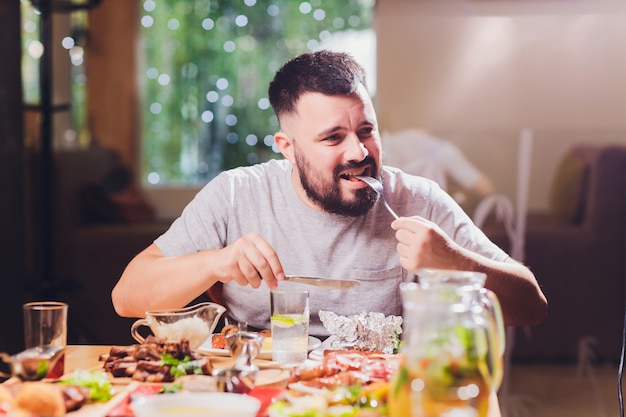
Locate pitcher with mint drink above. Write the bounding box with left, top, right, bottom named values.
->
left=388, top=269, right=504, bottom=417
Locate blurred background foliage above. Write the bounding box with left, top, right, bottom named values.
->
left=141, top=0, right=374, bottom=185
left=20, top=0, right=374, bottom=184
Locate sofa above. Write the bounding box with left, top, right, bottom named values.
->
left=481, top=144, right=626, bottom=363
left=51, top=146, right=172, bottom=345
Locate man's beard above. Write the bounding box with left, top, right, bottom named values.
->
left=294, top=149, right=378, bottom=216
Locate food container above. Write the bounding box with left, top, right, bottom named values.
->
left=131, top=302, right=226, bottom=350
left=131, top=392, right=261, bottom=417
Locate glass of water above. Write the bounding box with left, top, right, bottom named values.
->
left=22, top=301, right=68, bottom=379
left=270, top=288, right=309, bottom=365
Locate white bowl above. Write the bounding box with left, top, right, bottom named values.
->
left=131, top=392, right=261, bottom=417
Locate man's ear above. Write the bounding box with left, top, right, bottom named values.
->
left=274, top=131, right=295, bottom=164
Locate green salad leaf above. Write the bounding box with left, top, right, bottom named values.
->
left=161, top=353, right=204, bottom=379
left=161, top=383, right=183, bottom=393
left=59, top=369, right=114, bottom=402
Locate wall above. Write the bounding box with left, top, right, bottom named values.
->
left=376, top=0, right=626, bottom=210
left=87, top=0, right=139, bottom=168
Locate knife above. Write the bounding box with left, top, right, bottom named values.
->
left=283, top=275, right=360, bottom=290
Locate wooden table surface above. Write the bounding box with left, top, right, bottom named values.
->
left=66, top=345, right=110, bottom=373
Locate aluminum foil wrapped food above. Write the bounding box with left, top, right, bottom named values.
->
left=318, top=310, right=403, bottom=354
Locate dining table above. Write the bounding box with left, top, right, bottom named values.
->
left=5, top=345, right=504, bottom=417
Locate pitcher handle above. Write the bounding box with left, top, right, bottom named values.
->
left=481, top=288, right=506, bottom=390
left=0, top=352, right=13, bottom=379
left=480, top=288, right=505, bottom=356
left=130, top=319, right=150, bottom=344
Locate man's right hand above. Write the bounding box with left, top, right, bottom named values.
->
left=215, top=232, right=285, bottom=289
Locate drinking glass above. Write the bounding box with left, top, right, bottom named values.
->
left=270, top=289, right=309, bottom=365
left=23, top=301, right=68, bottom=379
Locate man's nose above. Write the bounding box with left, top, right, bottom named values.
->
left=344, top=134, right=368, bottom=162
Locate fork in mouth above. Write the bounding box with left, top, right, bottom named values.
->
left=355, top=175, right=400, bottom=220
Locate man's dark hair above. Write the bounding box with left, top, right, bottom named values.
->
left=268, top=50, right=367, bottom=121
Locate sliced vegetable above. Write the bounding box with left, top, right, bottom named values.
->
left=59, top=369, right=114, bottom=402
left=161, top=353, right=205, bottom=379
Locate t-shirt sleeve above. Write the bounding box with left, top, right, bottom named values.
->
left=154, top=173, right=231, bottom=257
left=429, top=185, right=509, bottom=262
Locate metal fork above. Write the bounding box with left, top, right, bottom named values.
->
left=355, top=175, right=400, bottom=220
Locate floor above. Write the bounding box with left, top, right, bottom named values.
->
left=501, top=362, right=621, bottom=417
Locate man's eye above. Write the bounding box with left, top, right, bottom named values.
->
left=359, top=127, right=374, bottom=138
left=325, top=134, right=343, bottom=142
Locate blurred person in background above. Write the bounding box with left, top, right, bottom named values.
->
left=383, top=128, right=495, bottom=209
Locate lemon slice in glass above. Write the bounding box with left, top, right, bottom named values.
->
left=271, top=314, right=306, bottom=328
left=270, top=314, right=295, bottom=328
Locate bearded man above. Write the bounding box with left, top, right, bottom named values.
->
left=112, top=51, right=546, bottom=335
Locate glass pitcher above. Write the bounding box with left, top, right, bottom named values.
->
left=418, top=268, right=505, bottom=361
left=388, top=269, right=505, bottom=417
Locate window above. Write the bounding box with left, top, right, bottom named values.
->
left=140, top=0, right=375, bottom=186
left=21, top=2, right=41, bottom=106
left=21, top=0, right=89, bottom=149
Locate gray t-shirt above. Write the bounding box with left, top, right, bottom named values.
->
left=155, top=159, right=508, bottom=336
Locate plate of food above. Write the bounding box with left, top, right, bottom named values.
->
left=266, top=349, right=398, bottom=417
left=198, top=328, right=321, bottom=360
